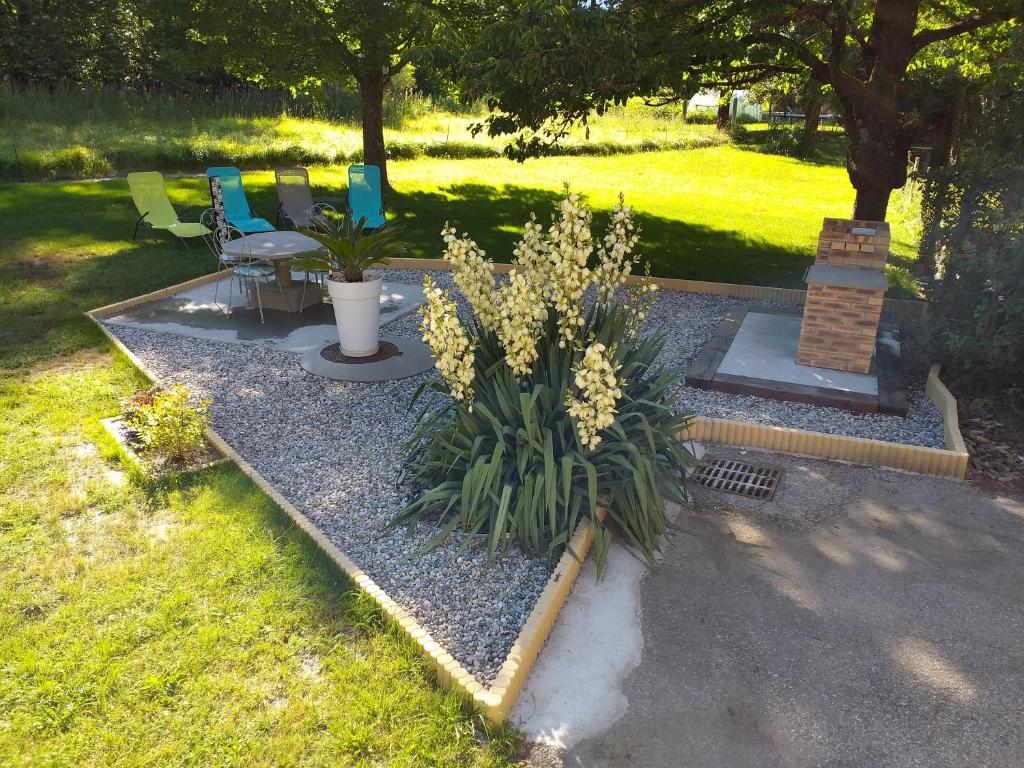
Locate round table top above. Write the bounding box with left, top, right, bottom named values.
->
left=221, top=231, right=324, bottom=260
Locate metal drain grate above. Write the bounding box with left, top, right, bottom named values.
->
left=692, top=459, right=781, bottom=500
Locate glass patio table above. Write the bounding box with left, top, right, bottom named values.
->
left=220, top=231, right=326, bottom=312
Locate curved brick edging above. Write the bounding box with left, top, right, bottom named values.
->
left=683, top=364, right=969, bottom=480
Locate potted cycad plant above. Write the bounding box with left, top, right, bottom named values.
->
left=292, top=214, right=406, bottom=357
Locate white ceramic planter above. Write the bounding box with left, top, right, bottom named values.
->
left=327, top=276, right=382, bottom=357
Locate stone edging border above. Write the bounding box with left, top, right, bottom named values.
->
left=86, top=273, right=593, bottom=725
left=86, top=262, right=965, bottom=726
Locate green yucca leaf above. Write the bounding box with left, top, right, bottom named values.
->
left=392, top=298, right=697, bottom=576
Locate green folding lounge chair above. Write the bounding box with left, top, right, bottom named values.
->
left=127, top=171, right=210, bottom=248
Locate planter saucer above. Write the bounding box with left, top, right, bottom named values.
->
left=299, top=335, right=435, bottom=382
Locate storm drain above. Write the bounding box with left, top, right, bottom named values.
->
left=692, top=459, right=781, bottom=500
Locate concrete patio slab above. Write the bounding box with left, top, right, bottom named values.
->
left=298, top=336, right=435, bottom=382
left=104, top=274, right=424, bottom=353
left=718, top=312, right=878, bottom=395
left=523, top=448, right=1024, bottom=767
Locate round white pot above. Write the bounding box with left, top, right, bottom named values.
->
left=326, top=276, right=382, bottom=357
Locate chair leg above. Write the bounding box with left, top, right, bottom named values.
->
left=277, top=276, right=291, bottom=312
left=254, top=279, right=265, bottom=324
left=300, top=272, right=308, bottom=313
left=214, top=263, right=223, bottom=311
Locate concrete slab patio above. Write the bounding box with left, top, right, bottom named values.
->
left=522, top=449, right=1024, bottom=768
left=103, top=273, right=424, bottom=352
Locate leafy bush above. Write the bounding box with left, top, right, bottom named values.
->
left=123, top=384, right=211, bottom=463
left=423, top=141, right=501, bottom=159
left=758, top=123, right=804, bottom=157
left=393, top=192, right=696, bottom=574
left=920, top=162, right=1024, bottom=411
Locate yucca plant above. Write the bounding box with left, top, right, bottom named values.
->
left=392, top=191, right=696, bottom=575
left=291, top=212, right=406, bottom=282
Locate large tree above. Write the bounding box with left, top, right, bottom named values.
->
left=471, top=0, right=1021, bottom=219
left=195, top=0, right=481, bottom=188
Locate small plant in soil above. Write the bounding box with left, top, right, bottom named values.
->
left=122, top=384, right=211, bottom=464
left=393, top=190, right=696, bottom=575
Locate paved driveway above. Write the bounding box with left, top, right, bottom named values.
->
left=563, top=449, right=1024, bottom=768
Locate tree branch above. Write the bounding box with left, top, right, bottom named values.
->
left=913, top=11, right=1010, bottom=49
left=740, top=31, right=830, bottom=81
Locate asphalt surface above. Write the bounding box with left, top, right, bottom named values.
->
left=560, top=448, right=1024, bottom=768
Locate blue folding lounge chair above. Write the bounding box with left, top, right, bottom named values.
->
left=205, top=166, right=275, bottom=234
left=347, top=164, right=385, bottom=229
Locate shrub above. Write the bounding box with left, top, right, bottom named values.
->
left=393, top=192, right=696, bottom=575
left=920, top=162, right=1024, bottom=411
left=123, top=384, right=211, bottom=463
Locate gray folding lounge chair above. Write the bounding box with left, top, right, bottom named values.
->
left=275, top=167, right=337, bottom=229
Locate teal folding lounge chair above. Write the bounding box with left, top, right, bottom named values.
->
left=205, top=166, right=275, bottom=234
left=347, top=164, right=386, bottom=229
left=127, top=171, right=210, bottom=248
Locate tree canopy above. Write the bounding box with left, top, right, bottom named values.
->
left=470, top=0, right=1022, bottom=218
left=191, top=0, right=484, bottom=186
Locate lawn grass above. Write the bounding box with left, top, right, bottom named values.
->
left=0, top=85, right=728, bottom=181
left=0, top=353, right=520, bottom=766
left=0, top=146, right=920, bottom=367
left=0, top=146, right=920, bottom=763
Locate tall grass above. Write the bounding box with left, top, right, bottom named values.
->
left=0, top=84, right=731, bottom=182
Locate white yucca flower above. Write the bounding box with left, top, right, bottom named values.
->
left=496, top=213, right=553, bottom=376
left=419, top=274, right=476, bottom=404
left=566, top=341, right=623, bottom=450
left=595, top=192, right=641, bottom=304
left=547, top=194, right=594, bottom=348
left=624, top=262, right=660, bottom=337
left=441, top=224, right=501, bottom=333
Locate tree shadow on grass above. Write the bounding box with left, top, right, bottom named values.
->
left=387, top=182, right=814, bottom=288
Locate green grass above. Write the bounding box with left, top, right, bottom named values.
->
left=0, top=146, right=919, bottom=763
left=0, top=146, right=920, bottom=368
left=0, top=354, right=520, bottom=766
left=0, top=85, right=728, bottom=181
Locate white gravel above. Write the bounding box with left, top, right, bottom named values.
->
left=105, top=267, right=945, bottom=684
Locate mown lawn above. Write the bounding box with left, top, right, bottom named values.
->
left=0, top=146, right=919, bottom=764
left=0, top=353, right=520, bottom=766
left=0, top=146, right=920, bottom=365
left=0, top=170, right=536, bottom=763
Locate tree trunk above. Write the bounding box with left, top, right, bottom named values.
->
left=930, top=82, right=967, bottom=168
left=716, top=93, right=731, bottom=130
left=359, top=70, right=389, bottom=189
left=800, top=93, right=823, bottom=147
left=844, top=101, right=911, bottom=221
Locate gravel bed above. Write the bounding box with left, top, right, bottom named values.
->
left=105, top=267, right=945, bottom=683
left=641, top=284, right=945, bottom=449
left=109, top=297, right=553, bottom=687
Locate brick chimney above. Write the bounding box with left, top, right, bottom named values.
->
left=796, top=219, right=890, bottom=374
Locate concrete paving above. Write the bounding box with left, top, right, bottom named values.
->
left=105, top=275, right=424, bottom=353
left=718, top=312, right=878, bottom=394
left=528, top=448, right=1024, bottom=768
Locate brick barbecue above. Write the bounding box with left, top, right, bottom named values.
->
left=796, top=218, right=889, bottom=374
